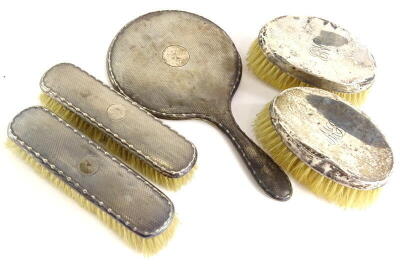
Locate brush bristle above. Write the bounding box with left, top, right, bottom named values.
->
left=253, top=104, right=380, bottom=208
left=247, top=40, right=369, bottom=106
left=6, top=139, right=177, bottom=255
left=40, top=93, right=194, bottom=191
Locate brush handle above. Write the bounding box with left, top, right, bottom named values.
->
left=214, top=111, right=292, bottom=201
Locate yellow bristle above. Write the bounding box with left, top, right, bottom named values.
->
left=6, top=139, right=178, bottom=255
left=247, top=40, right=369, bottom=106
left=40, top=93, right=195, bottom=191
left=253, top=104, right=380, bottom=208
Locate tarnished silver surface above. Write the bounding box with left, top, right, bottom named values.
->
left=107, top=10, right=292, bottom=201
left=41, top=63, right=197, bottom=178
left=8, top=107, right=174, bottom=237
left=270, top=87, right=393, bottom=190
left=259, top=16, right=376, bottom=93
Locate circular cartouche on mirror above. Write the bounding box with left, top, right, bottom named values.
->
left=162, top=45, right=190, bottom=67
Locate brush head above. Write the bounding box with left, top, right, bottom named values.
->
left=267, top=87, right=393, bottom=191
left=7, top=107, right=177, bottom=254
left=248, top=16, right=375, bottom=104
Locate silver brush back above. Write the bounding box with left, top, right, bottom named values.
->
left=40, top=63, right=197, bottom=178
left=258, top=16, right=375, bottom=93
left=269, top=87, right=393, bottom=190
left=8, top=107, right=174, bottom=238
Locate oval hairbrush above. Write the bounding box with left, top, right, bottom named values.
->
left=107, top=10, right=292, bottom=201
left=247, top=16, right=376, bottom=106
left=254, top=87, right=393, bottom=208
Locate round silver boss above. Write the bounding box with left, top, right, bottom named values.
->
left=259, top=16, right=376, bottom=93
left=269, top=87, right=393, bottom=190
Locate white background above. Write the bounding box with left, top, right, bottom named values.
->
left=1, top=1, right=399, bottom=264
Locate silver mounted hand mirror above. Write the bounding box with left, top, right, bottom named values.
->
left=107, top=10, right=292, bottom=200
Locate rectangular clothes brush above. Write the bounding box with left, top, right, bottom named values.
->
left=7, top=107, right=177, bottom=255
left=40, top=63, right=197, bottom=191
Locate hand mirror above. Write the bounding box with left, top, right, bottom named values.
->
left=107, top=10, right=292, bottom=200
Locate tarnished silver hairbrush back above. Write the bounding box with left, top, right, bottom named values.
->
left=41, top=63, right=196, bottom=178
left=107, top=10, right=292, bottom=201
left=8, top=107, right=174, bottom=237
left=270, top=87, right=393, bottom=190
left=259, top=16, right=376, bottom=93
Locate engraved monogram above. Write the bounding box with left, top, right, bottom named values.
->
left=319, top=121, right=344, bottom=145
left=309, top=38, right=330, bottom=61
